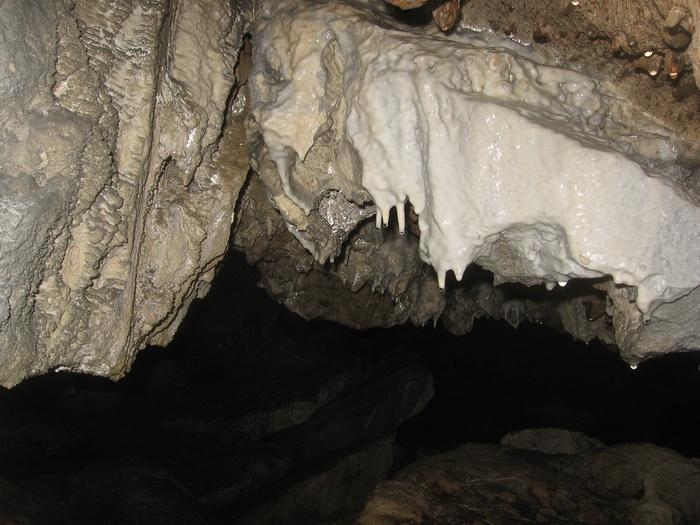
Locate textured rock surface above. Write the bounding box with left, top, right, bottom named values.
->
left=500, top=427, right=606, bottom=455
left=357, top=436, right=700, bottom=524
left=458, top=0, right=700, bottom=109
left=0, top=0, right=249, bottom=386
left=243, top=0, right=700, bottom=366
left=2, top=0, right=700, bottom=385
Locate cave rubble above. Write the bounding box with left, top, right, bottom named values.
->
left=355, top=432, right=700, bottom=525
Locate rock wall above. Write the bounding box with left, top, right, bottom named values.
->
left=2, top=0, right=700, bottom=386
left=0, top=0, right=249, bottom=386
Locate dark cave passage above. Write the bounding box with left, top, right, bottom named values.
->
left=394, top=318, right=700, bottom=459
left=1, top=249, right=699, bottom=523
left=163, top=248, right=700, bottom=460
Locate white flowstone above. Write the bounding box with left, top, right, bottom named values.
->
left=250, top=0, right=700, bottom=321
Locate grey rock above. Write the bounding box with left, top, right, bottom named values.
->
left=234, top=435, right=395, bottom=525
left=275, top=348, right=434, bottom=462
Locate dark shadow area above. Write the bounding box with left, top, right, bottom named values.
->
left=1, top=249, right=699, bottom=524
left=395, top=318, right=700, bottom=459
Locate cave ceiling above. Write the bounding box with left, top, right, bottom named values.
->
left=0, top=0, right=699, bottom=386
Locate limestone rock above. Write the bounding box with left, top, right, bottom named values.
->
left=3, top=0, right=700, bottom=386
left=232, top=174, right=445, bottom=330
left=357, top=439, right=700, bottom=524
left=233, top=435, right=396, bottom=525
left=459, top=0, right=700, bottom=111
left=0, top=0, right=250, bottom=386
left=383, top=0, right=462, bottom=30
left=243, top=0, right=700, bottom=367
left=273, top=348, right=434, bottom=462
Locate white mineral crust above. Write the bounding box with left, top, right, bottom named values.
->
left=250, top=0, right=700, bottom=321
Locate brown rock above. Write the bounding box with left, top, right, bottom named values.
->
left=501, top=428, right=606, bottom=455
left=432, top=0, right=461, bottom=30
left=356, top=440, right=700, bottom=524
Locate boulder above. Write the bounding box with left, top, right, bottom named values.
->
left=357, top=435, right=700, bottom=524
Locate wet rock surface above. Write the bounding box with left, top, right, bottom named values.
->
left=0, top=0, right=250, bottom=386
left=357, top=437, right=700, bottom=525
left=242, top=0, right=700, bottom=368
left=2, top=0, right=700, bottom=387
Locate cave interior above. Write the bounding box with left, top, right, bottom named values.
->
left=1, top=246, right=699, bottom=524
left=2, top=0, right=700, bottom=522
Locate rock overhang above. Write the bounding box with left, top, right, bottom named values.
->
left=246, top=0, right=700, bottom=365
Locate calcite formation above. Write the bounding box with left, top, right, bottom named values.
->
left=0, top=0, right=249, bottom=386
left=1, top=0, right=700, bottom=385
left=246, top=0, right=700, bottom=365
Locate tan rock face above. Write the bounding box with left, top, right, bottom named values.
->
left=0, top=0, right=249, bottom=386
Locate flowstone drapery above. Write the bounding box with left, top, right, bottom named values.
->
left=245, top=0, right=700, bottom=365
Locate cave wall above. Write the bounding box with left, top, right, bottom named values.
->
left=238, top=0, right=700, bottom=366
left=0, top=0, right=249, bottom=386
left=1, top=0, right=700, bottom=386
